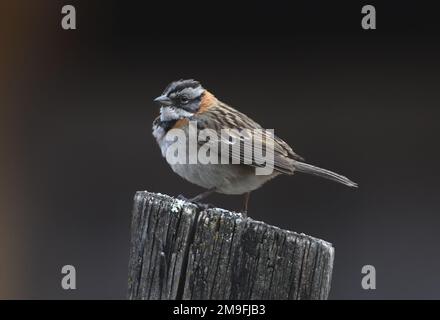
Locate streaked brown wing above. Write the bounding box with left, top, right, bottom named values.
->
left=196, top=102, right=303, bottom=174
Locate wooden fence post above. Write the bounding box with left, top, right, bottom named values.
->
left=128, top=191, right=334, bottom=300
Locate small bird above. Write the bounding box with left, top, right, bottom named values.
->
left=152, top=79, right=357, bottom=215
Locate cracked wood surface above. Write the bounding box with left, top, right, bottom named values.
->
left=128, top=191, right=335, bottom=300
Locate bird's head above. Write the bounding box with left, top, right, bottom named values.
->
left=154, top=79, right=213, bottom=122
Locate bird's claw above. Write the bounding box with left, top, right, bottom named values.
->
left=194, top=202, right=215, bottom=211
left=176, top=194, right=190, bottom=201
left=176, top=194, right=214, bottom=210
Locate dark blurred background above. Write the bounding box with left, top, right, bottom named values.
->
left=1, top=1, right=439, bottom=299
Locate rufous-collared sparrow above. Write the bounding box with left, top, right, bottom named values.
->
left=152, top=79, right=357, bottom=215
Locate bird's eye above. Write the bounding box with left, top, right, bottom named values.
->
left=180, top=96, right=189, bottom=104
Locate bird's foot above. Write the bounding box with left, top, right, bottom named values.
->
left=176, top=194, right=214, bottom=211
left=194, top=202, right=215, bottom=211
left=176, top=194, right=191, bottom=202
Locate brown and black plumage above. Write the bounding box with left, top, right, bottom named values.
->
left=152, top=79, right=357, bottom=215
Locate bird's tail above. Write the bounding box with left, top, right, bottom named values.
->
left=294, top=161, right=358, bottom=188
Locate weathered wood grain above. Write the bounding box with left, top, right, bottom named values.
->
left=128, top=191, right=334, bottom=300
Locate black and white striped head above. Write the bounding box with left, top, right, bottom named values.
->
left=154, top=79, right=205, bottom=121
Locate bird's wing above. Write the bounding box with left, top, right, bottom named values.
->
left=195, top=103, right=303, bottom=175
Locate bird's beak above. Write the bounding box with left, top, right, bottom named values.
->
left=153, top=95, right=172, bottom=106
